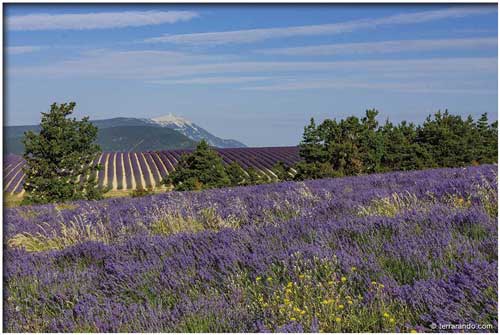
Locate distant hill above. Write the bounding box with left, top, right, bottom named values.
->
left=4, top=115, right=246, bottom=154
left=97, top=126, right=196, bottom=152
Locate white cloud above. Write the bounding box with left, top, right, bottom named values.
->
left=6, top=46, right=43, bottom=55
left=144, top=7, right=495, bottom=45
left=6, top=10, right=198, bottom=31
left=147, top=76, right=270, bottom=85
left=257, top=37, right=498, bottom=56
left=10, top=49, right=496, bottom=80
left=6, top=47, right=496, bottom=97
left=241, top=79, right=496, bottom=95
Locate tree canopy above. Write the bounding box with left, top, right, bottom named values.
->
left=296, top=109, right=497, bottom=180
left=163, top=140, right=232, bottom=191
left=22, top=102, right=103, bottom=204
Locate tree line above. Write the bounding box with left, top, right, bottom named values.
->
left=21, top=103, right=497, bottom=203
left=166, top=109, right=497, bottom=190
left=294, top=109, right=497, bottom=180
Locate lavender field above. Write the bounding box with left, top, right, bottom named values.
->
left=3, top=146, right=301, bottom=195
left=4, top=165, right=498, bottom=332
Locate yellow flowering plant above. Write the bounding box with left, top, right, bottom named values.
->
left=231, top=252, right=417, bottom=332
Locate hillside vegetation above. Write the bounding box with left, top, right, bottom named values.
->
left=97, top=126, right=196, bottom=151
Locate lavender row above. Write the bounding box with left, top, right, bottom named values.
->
left=129, top=153, right=143, bottom=189
left=116, top=153, right=124, bottom=190
left=4, top=147, right=302, bottom=194
left=137, top=153, right=153, bottom=188
left=144, top=153, right=162, bottom=185
left=4, top=165, right=496, bottom=240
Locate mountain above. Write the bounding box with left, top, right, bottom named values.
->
left=4, top=115, right=245, bottom=155
left=97, top=126, right=196, bottom=152
left=148, top=114, right=246, bottom=148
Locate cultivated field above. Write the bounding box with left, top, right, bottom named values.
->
left=4, top=165, right=497, bottom=332
left=3, top=146, right=301, bottom=195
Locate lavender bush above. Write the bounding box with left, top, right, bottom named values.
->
left=4, top=165, right=498, bottom=332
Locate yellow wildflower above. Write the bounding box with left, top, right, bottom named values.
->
left=390, top=318, right=395, bottom=324
left=410, top=330, right=417, bottom=333
left=335, top=317, right=341, bottom=322
left=290, top=317, right=296, bottom=321
left=267, top=277, right=272, bottom=282
left=262, top=303, right=269, bottom=308
left=371, top=281, right=377, bottom=285
left=287, top=281, right=293, bottom=288
left=284, top=298, right=290, bottom=304
left=299, top=274, right=305, bottom=279
left=347, top=300, right=353, bottom=305
left=351, top=266, right=357, bottom=271
left=300, top=310, right=306, bottom=315
left=383, top=312, right=390, bottom=318
left=256, top=276, right=262, bottom=282
left=379, top=283, right=385, bottom=288
left=341, top=276, right=347, bottom=283
left=294, top=307, right=301, bottom=313
left=328, top=280, right=334, bottom=285
left=338, top=304, right=344, bottom=310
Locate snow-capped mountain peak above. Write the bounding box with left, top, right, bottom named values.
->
left=147, top=113, right=246, bottom=148
left=151, top=113, right=193, bottom=127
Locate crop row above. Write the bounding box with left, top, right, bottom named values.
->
left=3, top=146, right=301, bottom=194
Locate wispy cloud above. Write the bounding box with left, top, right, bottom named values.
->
left=10, top=49, right=496, bottom=80
left=257, top=37, right=498, bottom=56
left=6, top=46, right=43, bottom=55
left=6, top=10, right=198, bottom=31
left=241, top=79, right=497, bottom=95
left=144, top=7, right=495, bottom=45
left=147, top=76, right=270, bottom=85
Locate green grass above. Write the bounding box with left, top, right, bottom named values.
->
left=8, top=217, right=111, bottom=252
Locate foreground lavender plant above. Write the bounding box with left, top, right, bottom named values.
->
left=4, top=165, right=498, bottom=332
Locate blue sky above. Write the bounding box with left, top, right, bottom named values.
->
left=4, top=4, right=498, bottom=146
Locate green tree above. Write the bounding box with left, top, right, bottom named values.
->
left=416, top=110, right=474, bottom=167
left=473, top=113, right=497, bottom=164
left=326, top=116, right=364, bottom=175
left=359, top=109, right=384, bottom=173
left=163, top=140, right=231, bottom=191
left=226, top=161, right=247, bottom=186
left=293, top=161, right=337, bottom=181
left=380, top=121, right=433, bottom=171
left=293, top=109, right=496, bottom=181
left=299, top=118, right=328, bottom=163
left=271, top=161, right=294, bottom=182
left=22, top=102, right=103, bottom=204
left=245, top=166, right=267, bottom=185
